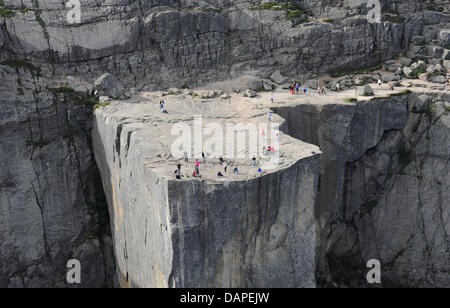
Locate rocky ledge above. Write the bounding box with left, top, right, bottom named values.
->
left=92, top=91, right=321, bottom=287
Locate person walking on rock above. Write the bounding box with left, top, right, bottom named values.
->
left=270, top=92, right=274, bottom=104
left=195, top=159, right=200, bottom=175
left=184, top=151, right=188, bottom=162
left=268, top=110, right=272, bottom=122
left=223, top=161, right=228, bottom=173
left=202, top=152, right=206, bottom=162
left=378, top=79, right=382, bottom=87
left=336, top=82, right=340, bottom=93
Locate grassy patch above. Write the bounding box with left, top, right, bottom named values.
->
left=427, top=5, right=444, bottom=12
left=201, top=7, right=223, bottom=14
left=409, top=67, right=426, bottom=79
left=93, top=101, right=110, bottom=110
left=355, top=76, right=373, bottom=86
left=387, top=89, right=412, bottom=97
left=251, top=1, right=308, bottom=24
left=330, top=63, right=382, bottom=78
left=0, top=7, right=15, bottom=18
left=385, top=15, right=405, bottom=23
left=49, top=87, right=99, bottom=106
left=344, top=98, right=357, bottom=103
left=295, top=18, right=309, bottom=26
left=28, top=138, right=50, bottom=149
left=0, top=58, right=41, bottom=75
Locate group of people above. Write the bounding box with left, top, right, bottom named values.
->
left=288, top=81, right=309, bottom=95
left=317, top=86, right=327, bottom=95
left=175, top=152, right=268, bottom=180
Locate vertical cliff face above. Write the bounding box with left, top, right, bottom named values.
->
left=0, top=65, right=116, bottom=287
left=92, top=94, right=322, bottom=288
left=273, top=92, right=450, bottom=287
left=168, top=158, right=320, bottom=288
left=0, top=0, right=434, bottom=90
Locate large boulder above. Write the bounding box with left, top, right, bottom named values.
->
left=428, top=75, right=447, bottom=84
left=403, top=67, right=414, bottom=78
left=411, top=60, right=427, bottom=71
left=94, top=74, right=125, bottom=99
left=426, top=45, right=444, bottom=58
left=305, top=79, right=318, bottom=90
left=439, top=30, right=450, bottom=46
left=443, top=49, right=450, bottom=60
left=382, top=74, right=399, bottom=82
left=427, top=64, right=444, bottom=74
left=357, top=85, right=374, bottom=96
left=270, top=70, right=287, bottom=84
left=246, top=90, right=257, bottom=98
left=248, top=79, right=264, bottom=91
left=400, top=57, right=412, bottom=67
left=443, top=60, right=450, bottom=70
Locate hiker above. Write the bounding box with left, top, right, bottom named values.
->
left=296, top=82, right=300, bottom=93
left=268, top=110, right=272, bottom=122
left=202, top=152, right=206, bottom=162
left=318, top=87, right=322, bottom=95
left=378, top=79, right=382, bottom=87
left=177, top=162, right=182, bottom=174
left=270, top=92, right=274, bottom=104
left=160, top=99, right=165, bottom=109
left=288, top=85, right=292, bottom=95
left=321, top=86, right=326, bottom=95
left=233, top=166, right=239, bottom=174
left=303, top=87, right=307, bottom=95
left=217, top=171, right=224, bottom=177
left=252, top=156, right=257, bottom=166
left=223, top=161, right=228, bottom=173
left=184, top=151, right=188, bottom=162
left=389, top=81, right=394, bottom=91
left=195, top=159, right=200, bottom=175
left=219, top=156, right=224, bottom=164
left=336, top=82, right=340, bottom=93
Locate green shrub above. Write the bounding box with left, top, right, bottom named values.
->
left=385, top=15, right=405, bottom=23
left=0, top=58, right=41, bottom=75
left=93, top=101, right=110, bottom=110
left=251, top=1, right=307, bottom=24
left=0, top=7, right=15, bottom=17
left=330, top=63, right=382, bottom=78
left=49, top=87, right=99, bottom=106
